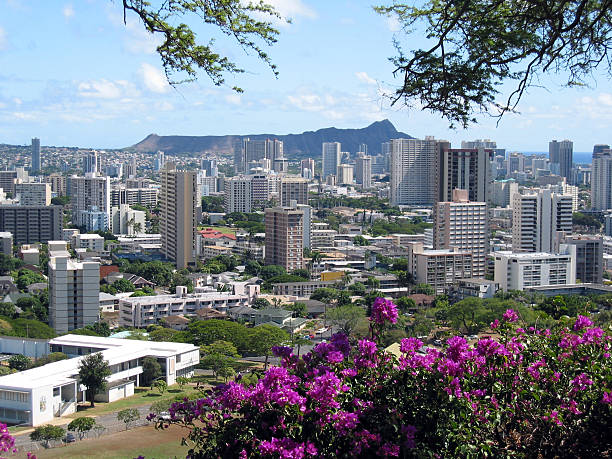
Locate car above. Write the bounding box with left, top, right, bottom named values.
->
left=65, top=433, right=76, bottom=443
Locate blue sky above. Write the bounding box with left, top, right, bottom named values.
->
left=0, top=0, right=611, bottom=152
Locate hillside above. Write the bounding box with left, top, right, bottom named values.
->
left=129, top=119, right=413, bottom=158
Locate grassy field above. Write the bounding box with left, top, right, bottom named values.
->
left=36, top=424, right=190, bottom=459
left=197, top=225, right=235, bottom=234
left=66, top=386, right=201, bottom=418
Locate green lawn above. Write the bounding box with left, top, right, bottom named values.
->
left=197, top=225, right=236, bottom=234
left=37, top=424, right=190, bottom=459
left=66, top=386, right=201, bottom=418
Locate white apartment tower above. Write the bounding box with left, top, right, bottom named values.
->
left=69, top=174, right=111, bottom=228
left=511, top=189, right=573, bottom=253
left=14, top=182, right=51, bottom=206
left=225, top=176, right=253, bottom=213
left=83, top=151, right=99, bottom=175
left=390, top=137, right=440, bottom=206
left=336, top=164, right=354, bottom=185
left=322, top=142, right=341, bottom=179
left=591, top=151, right=612, bottom=210
left=160, top=163, right=198, bottom=269
left=355, top=154, right=372, bottom=188
left=49, top=256, right=100, bottom=334
left=433, top=189, right=488, bottom=278
left=494, top=251, right=576, bottom=291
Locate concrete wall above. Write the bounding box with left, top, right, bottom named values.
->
left=0, top=337, right=49, bottom=359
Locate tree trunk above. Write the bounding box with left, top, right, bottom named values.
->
left=89, top=389, right=95, bottom=407
left=264, top=353, right=269, bottom=371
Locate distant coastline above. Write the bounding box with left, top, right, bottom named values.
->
left=517, top=151, right=592, bottom=165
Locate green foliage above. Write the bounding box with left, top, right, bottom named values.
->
left=67, top=417, right=97, bottom=440
left=375, top=1, right=612, bottom=127
left=310, top=288, right=339, bottom=304
left=31, top=352, right=68, bottom=368
left=0, top=254, right=23, bottom=274
left=536, top=295, right=590, bottom=320
left=176, top=376, right=189, bottom=389
left=186, top=319, right=250, bottom=352
left=326, top=304, right=366, bottom=335
left=51, top=195, right=70, bottom=206
left=291, top=269, right=311, bottom=280
left=284, top=302, right=308, bottom=318
left=9, top=318, right=56, bottom=338
left=124, top=261, right=175, bottom=286
left=0, top=302, right=15, bottom=318
left=8, top=354, right=30, bottom=371
left=78, top=352, right=111, bottom=407
left=573, top=212, right=602, bottom=229
left=200, top=340, right=240, bottom=380
left=150, top=399, right=172, bottom=414
left=353, top=235, right=370, bottom=246
left=413, top=283, right=435, bottom=296
left=253, top=298, right=271, bottom=309
left=396, top=296, right=417, bottom=312
left=141, top=357, right=163, bottom=386
left=201, top=196, right=225, bottom=213
left=244, top=260, right=262, bottom=276
left=112, top=278, right=136, bottom=293
left=247, top=325, right=289, bottom=369
left=153, top=379, right=168, bottom=394
left=148, top=326, right=186, bottom=342
left=15, top=269, right=46, bottom=291
left=16, top=295, right=47, bottom=322
left=117, top=408, right=140, bottom=430
left=348, top=282, right=367, bottom=296
left=30, top=425, right=66, bottom=448
left=260, top=265, right=287, bottom=281
left=369, top=219, right=432, bottom=236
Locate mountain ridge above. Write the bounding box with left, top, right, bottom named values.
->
left=129, top=119, right=413, bottom=158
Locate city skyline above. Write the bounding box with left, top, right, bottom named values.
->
left=0, top=1, right=612, bottom=151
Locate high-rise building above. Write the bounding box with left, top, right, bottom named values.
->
left=273, top=156, right=289, bottom=173
left=506, top=152, right=526, bottom=175
left=225, top=176, right=253, bottom=213
left=69, top=174, right=111, bottom=229
left=280, top=177, right=308, bottom=207
left=201, top=159, right=218, bottom=177
left=48, top=256, right=100, bottom=334
left=265, top=206, right=304, bottom=271
left=111, top=204, right=146, bottom=236
left=355, top=154, right=372, bottom=188
left=549, top=140, right=573, bottom=182
left=301, top=158, right=315, bottom=179
left=491, top=180, right=518, bottom=207
left=591, top=151, right=612, bottom=210
left=593, top=144, right=610, bottom=160
left=153, top=151, right=165, bottom=172
left=408, top=244, right=473, bottom=295
left=15, top=182, right=51, bottom=206
left=358, top=143, right=368, bottom=155
left=390, top=137, right=441, bottom=206
left=435, top=146, right=492, bottom=203
left=83, top=151, right=99, bottom=175
left=160, top=163, right=198, bottom=269
left=336, top=164, right=354, bottom=185
left=237, top=139, right=284, bottom=173
left=0, top=171, right=18, bottom=195
left=433, top=189, right=488, bottom=278
left=297, top=204, right=312, bottom=249
left=561, top=236, right=603, bottom=284
left=511, top=189, right=573, bottom=253
left=125, top=157, right=137, bottom=178
left=31, top=138, right=41, bottom=174
left=0, top=206, right=62, bottom=244
left=322, top=142, right=341, bottom=179
left=0, top=232, right=12, bottom=256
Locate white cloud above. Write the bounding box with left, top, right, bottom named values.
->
left=139, top=63, right=169, bottom=93
left=225, top=94, right=242, bottom=105
left=356, top=72, right=376, bottom=85
left=386, top=15, right=401, bottom=32
left=78, top=79, right=123, bottom=99
left=63, top=4, right=74, bottom=19
left=0, top=27, right=6, bottom=51
left=597, top=93, right=612, bottom=106
left=264, top=0, right=316, bottom=19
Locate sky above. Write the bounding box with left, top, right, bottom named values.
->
left=1, top=0, right=612, bottom=152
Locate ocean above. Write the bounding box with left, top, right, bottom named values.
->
left=518, top=151, right=592, bottom=165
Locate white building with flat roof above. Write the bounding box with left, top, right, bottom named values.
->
left=71, top=233, right=105, bottom=252
left=49, top=256, right=100, bottom=334
left=494, top=250, right=576, bottom=292
left=119, top=287, right=250, bottom=327
left=0, top=334, right=199, bottom=426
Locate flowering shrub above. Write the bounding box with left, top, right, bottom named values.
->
left=155, top=300, right=612, bottom=458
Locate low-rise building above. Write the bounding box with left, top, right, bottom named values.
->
left=72, top=233, right=105, bottom=252
left=494, top=250, right=576, bottom=291
left=0, top=334, right=198, bottom=426
left=272, top=281, right=335, bottom=297
left=119, top=287, right=250, bottom=327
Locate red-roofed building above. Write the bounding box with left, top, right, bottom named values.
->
left=200, top=228, right=237, bottom=246
left=99, top=265, right=120, bottom=280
